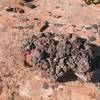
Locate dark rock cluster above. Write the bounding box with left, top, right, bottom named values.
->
left=5, top=6, right=25, bottom=13
left=21, top=32, right=99, bottom=82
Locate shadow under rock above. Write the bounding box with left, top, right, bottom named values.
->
left=90, top=45, right=100, bottom=83
left=92, top=68, right=100, bottom=83
left=56, top=69, right=77, bottom=83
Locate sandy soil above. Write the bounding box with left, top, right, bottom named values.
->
left=0, top=0, right=100, bottom=100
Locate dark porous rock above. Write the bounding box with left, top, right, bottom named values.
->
left=21, top=32, right=100, bottom=82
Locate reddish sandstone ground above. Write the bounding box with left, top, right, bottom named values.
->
left=0, top=0, right=100, bottom=100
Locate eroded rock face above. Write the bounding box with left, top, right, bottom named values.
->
left=21, top=32, right=99, bottom=82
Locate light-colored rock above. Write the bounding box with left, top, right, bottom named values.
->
left=19, top=80, right=33, bottom=98
left=41, top=86, right=54, bottom=99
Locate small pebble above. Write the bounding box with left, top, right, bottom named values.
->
left=42, top=82, right=49, bottom=89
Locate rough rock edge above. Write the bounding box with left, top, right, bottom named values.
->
left=21, top=32, right=99, bottom=82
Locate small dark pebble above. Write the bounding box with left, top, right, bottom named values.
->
left=18, top=8, right=25, bottom=13
left=42, top=82, right=49, bottom=89
left=54, top=23, right=63, bottom=27
left=25, top=3, right=37, bottom=9
left=34, top=18, right=39, bottom=20
left=55, top=6, right=60, bottom=9
left=59, top=87, right=63, bottom=91
left=92, top=24, right=98, bottom=29
left=85, top=26, right=92, bottom=30
left=40, top=21, right=49, bottom=32
left=71, top=24, right=76, bottom=28
left=5, top=6, right=25, bottom=13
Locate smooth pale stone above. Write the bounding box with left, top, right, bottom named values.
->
left=19, top=80, right=33, bottom=98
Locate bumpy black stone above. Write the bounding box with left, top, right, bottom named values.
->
left=21, top=32, right=97, bottom=82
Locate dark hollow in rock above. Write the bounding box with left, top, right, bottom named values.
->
left=21, top=32, right=100, bottom=82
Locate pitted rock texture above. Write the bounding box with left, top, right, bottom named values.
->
left=21, top=32, right=97, bottom=82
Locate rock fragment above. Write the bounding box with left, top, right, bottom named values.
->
left=19, top=0, right=36, bottom=9
left=42, top=82, right=49, bottom=89
left=5, top=6, right=25, bottom=13
left=25, top=2, right=37, bottom=9
left=40, top=21, right=49, bottom=32
left=21, top=32, right=100, bottom=82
